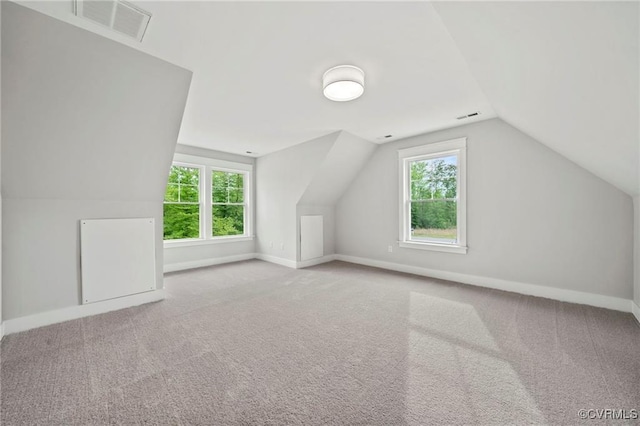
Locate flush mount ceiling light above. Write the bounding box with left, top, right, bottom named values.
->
left=322, top=65, right=365, bottom=102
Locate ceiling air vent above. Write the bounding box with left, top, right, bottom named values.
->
left=457, top=111, right=480, bottom=120
left=74, top=0, right=151, bottom=42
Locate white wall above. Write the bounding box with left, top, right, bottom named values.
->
left=336, top=118, right=634, bottom=299
left=299, top=132, right=378, bottom=206
left=256, top=131, right=376, bottom=263
left=2, top=3, right=192, bottom=320
left=256, top=132, right=336, bottom=261
left=0, top=0, right=3, bottom=335
left=635, top=196, right=639, bottom=308
left=295, top=131, right=376, bottom=261
left=163, top=144, right=256, bottom=270
left=296, top=205, right=335, bottom=259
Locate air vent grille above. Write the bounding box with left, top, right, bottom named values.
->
left=74, top=0, right=151, bottom=42
left=457, top=111, right=481, bottom=120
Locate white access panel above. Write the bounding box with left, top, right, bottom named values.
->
left=80, top=218, right=156, bottom=304
left=300, top=215, right=324, bottom=261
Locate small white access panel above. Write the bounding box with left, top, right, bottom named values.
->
left=300, top=215, right=324, bottom=261
left=80, top=218, right=156, bottom=304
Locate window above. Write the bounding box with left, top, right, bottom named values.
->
left=398, top=138, right=467, bottom=254
left=212, top=170, right=246, bottom=237
left=163, top=154, right=253, bottom=245
left=164, top=164, right=202, bottom=240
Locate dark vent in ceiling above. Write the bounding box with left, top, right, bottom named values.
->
left=457, top=111, right=481, bottom=120
left=74, top=0, right=151, bottom=42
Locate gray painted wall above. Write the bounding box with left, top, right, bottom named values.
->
left=256, top=131, right=376, bottom=262
left=296, top=204, right=335, bottom=259
left=256, top=132, right=337, bottom=261
left=299, top=132, right=377, bottom=206
left=635, top=196, right=639, bottom=306
left=295, top=131, right=376, bottom=261
left=0, top=0, right=3, bottom=329
left=2, top=3, right=192, bottom=320
left=336, top=118, right=634, bottom=299
left=163, top=144, right=256, bottom=268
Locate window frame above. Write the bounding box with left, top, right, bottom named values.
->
left=210, top=166, right=249, bottom=239
left=398, top=137, right=467, bottom=254
left=164, top=153, right=254, bottom=248
left=163, top=162, right=205, bottom=240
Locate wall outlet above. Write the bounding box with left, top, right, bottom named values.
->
left=388, top=245, right=393, bottom=253
left=270, top=241, right=274, bottom=248
left=280, top=243, right=284, bottom=250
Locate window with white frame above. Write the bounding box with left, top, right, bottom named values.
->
left=164, top=164, right=202, bottom=240
left=212, top=170, right=246, bottom=237
left=163, top=154, right=253, bottom=244
left=398, top=137, right=467, bottom=254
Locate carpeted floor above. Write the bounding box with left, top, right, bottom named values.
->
left=1, top=260, right=639, bottom=425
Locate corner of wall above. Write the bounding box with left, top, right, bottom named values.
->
left=633, top=300, right=640, bottom=324
left=634, top=195, right=640, bottom=310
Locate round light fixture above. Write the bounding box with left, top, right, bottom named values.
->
left=322, top=65, right=365, bottom=102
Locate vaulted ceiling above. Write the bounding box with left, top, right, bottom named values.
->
left=13, top=1, right=639, bottom=195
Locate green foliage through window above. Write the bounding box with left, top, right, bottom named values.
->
left=410, top=156, right=457, bottom=242
left=212, top=171, right=245, bottom=237
left=164, top=165, right=200, bottom=240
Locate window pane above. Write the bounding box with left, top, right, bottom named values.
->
left=179, top=185, right=199, bottom=203
left=410, top=155, right=457, bottom=200
left=212, top=171, right=244, bottom=203
left=165, top=166, right=199, bottom=202
left=228, top=172, right=244, bottom=203
left=165, top=183, right=179, bottom=202
left=212, top=205, right=244, bottom=237
left=410, top=200, right=457, bottom=243
left=163, top=204, right=200, bottom=240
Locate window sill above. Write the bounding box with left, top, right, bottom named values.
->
left=398, top=241, right=467, bottom=254
left=164, top=236, right=254, bottom=248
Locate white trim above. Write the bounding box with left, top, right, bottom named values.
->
left=254, top=253, right=298, bottom=269
left=398, top=241, right=467, bottom=254
left=163, top=253, right=256, bottom=273
left=335, top=254, right=632, bottom=312
left=164, top=252, right=336, bottom=272
left=3, top=289, right=166, bottom=336
left=632, top=301, right=640, bottom=324
left=398, top=137, right=467, bottom=158
left=398, top=137, right=467, bottom=254
left=164, top=236, right=254, bottom=248
left=166, top=153, right=254, bottom=242
left=296, top=254, right=337, bottom=269
left=173, top=153, right=252, bottom=171
left=0, top=322, right=4, bottom=341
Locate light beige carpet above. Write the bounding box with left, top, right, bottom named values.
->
left=1, top=260, right=639, bottom=425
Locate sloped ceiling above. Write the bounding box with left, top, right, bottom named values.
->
left=298, top=131, right=377, bottom=206
left=433, top=1, right=639, bottom=195
left=14, top=1, right=494, bottom=155
left=2, top=2, right=192, bottom=201
left=10, top=1, right=640, bottom=195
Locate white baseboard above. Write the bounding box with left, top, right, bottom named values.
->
left=254, top=253, right=297, bottom=269
left=254, top=253, right=337, bottom=269
left=335, top=254, right=632, bottom=313
left=296, top=254, right=337, bottom=269
left=0, top=322, right=4, bottom=341
left=632, top=301, right=640, bottom=324
left=164, top=253, right=256, bottom=273
left=3, top=289, right=165, bottom=336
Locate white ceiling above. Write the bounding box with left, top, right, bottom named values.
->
left=15, top=1, right=495, bottom=156
left=433, top=1, right=639, bottom=195
left=12, top=1, right=640, bottom=195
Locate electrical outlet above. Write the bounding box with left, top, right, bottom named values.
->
left=388, top=245, right=393, bottom=253
left=280, top=243, right=284, bottom=250
left=270, top=241, right=274, bottom=248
